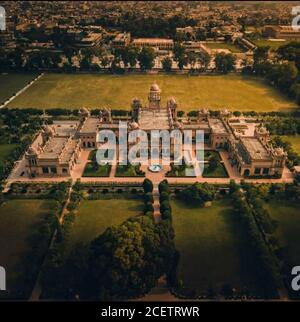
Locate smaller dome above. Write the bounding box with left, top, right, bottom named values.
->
left=169, top=97, right=176, bottom=104
left=150, top=83, right=160, bottom=92
left=256, top=125, right=267, bottom=134
left=220, top=108, right=230, bottom=115
left=199, top=108, right=209, bottom=115
left=274, top=147, right=284, bottom=156
left=130, top=122, right=139, bottom=130
left=79, top=107, right=90, bottom=116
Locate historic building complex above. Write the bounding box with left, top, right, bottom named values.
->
left=25, top=83, right=287, bottom=178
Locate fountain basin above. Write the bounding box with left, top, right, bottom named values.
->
left=148, top=164, right=163, bottom=173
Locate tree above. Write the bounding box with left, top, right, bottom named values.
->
left=87, top=215, right=175, bottom=299
left=173, top=42, right=187, bottom=70
left=253, top=46, right=270, bottom=67
left=138, top=47, right=155, bottom=71
left=197, top=51, right=210, bottom=72
left=214, top=53, right=236, bottom=74
left=143, top=178, right=153, bottom=193
left=121, top=45, right=139, bottom=68
left=179, top=183, right=215, bottom=207
left=195, top=28, right=207, bottom=41
left=187, top=52, right=197, bottom=71
left=144, top=192, right=154, bottom=204
left=162, top=56, right=172, bottom=72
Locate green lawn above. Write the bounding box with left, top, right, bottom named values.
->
left=264, top=200, right=300, bottom=266
left=202, top=162, right=229, bottom=178
left=0, top=73, right=38, bottom=104
left=172, top=198, right=258, bottom=294
left=67, top=198, right=143, bottom=250
left=166, top=164, right=196, bottom=177
left=7, top=73, right=296, bottom=112
left=204, top=42, right=242, bottom=53
left=280, top=135, right=300, bottom=154
left=115, top=164, right=145, bottom=177
left=252, top=39, right=290, bottom=51
left=0, top=143, right=17, bottom=164
left=0, top=199, right=57, bottom=298
left=204, top=150, right=221, bottom=161
left=82, top=163, right=111, bottom=177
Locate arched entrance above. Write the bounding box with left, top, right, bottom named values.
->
left=244, top=169, right=250, bottom=176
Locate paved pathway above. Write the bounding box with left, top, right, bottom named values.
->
left=152, top=183, right=161, bottom=223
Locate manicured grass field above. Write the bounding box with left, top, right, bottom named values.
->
left=204, top=42, right=242, bottom=53
left=202, top=162, right=229, bottom=178
left=280, top=135, right=300, bottom=154
left=204, top=150, right=221, bottom=161
left=172, top=198, right=258, bottom=293
left=0, top=199, right=57, bottom=297
left=82, top=163, right=111, bottom=177
left=115, top=164, right=145, bottom=177
left=7, top=73, right=296, bottom=112
left=67, top=198, right=143, bottom=250
left=0, top=143, right=17, bottom=166
left=252, top=39, right=290, bottom=51
left=264, top=200, right=300, bottom=266
left=0, top=73, right=38, bottom=104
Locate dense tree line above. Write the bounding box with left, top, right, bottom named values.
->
left=230, top=183, right=281, bottom=298
left=97, top=14, right=197, bottom=38
left=0, top=108, right=44, bottom=181
left=243, top=182, right=300, bottom=299
left=266, top=118, right=300, bottom=135
left=243, top=43, right=300, bottom=106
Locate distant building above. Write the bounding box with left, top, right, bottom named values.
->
left=112, top=32, right=131, bottom=48
left=132, top=38, right=174, bottom=51
left=74, top=32, right=102, bottom=48
left=263, top=25, right=300, bottom=40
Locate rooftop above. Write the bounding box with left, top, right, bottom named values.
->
left=240, top=137, right=271, bottom=161
left=133, top=38, right=174, bottom=44
left=39, top=137, right=69, bottom=159
left=52, top=120, right=79, bottom=136
left=80, top=117, right=100, bottom=133
left=208, top=118, right=228, bottom=134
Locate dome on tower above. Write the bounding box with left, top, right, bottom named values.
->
left=274, top=147, right=285, bottom=156
left=150, top=83, right=160, bottom=92
left=79, top=107, right=90, bottom=117
left=256, top=125, right=268, bottom=135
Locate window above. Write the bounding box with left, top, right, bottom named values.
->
left=50, top=167, right=57, bottom=174
left=263, top=168, right=269, bottom=175
left=62, top=168, right=68, bottom=173
left=254, top=168, right=261, bottom=175
left=42, top=167, right=49, bottom=174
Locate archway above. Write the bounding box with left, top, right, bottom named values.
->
left=244, top=169, right=250, bottom=176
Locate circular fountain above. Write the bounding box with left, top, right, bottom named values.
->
left=148, top=164, right=163, bottom=173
